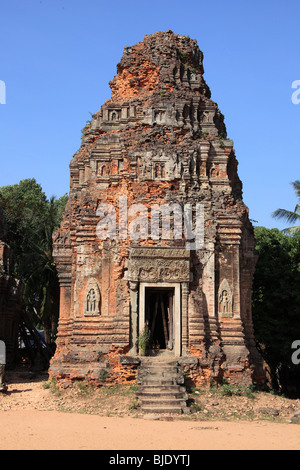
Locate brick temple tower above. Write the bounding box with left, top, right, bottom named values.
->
left=49, top=31, right=264, bottom=388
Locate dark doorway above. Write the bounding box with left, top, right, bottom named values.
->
left=145, top=287, right=174, bottom=350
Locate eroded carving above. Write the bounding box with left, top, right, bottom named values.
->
left=127, top=248, right=190, bottom=283
left=84, top=278, right=101, bottom=316
left=218, top=279, right=233, bottom=317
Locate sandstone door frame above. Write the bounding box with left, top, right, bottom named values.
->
left=139, top=282, right=181, bottom=357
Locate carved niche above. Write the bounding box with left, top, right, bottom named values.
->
left=135, top=151, right=179, bottom=181
left=218, top=279, right=233, bottom=318
left=154, top=110, right=166, bottom=123
left=84, top=278, right=101, bottom=316
left=108, top=109, right=121, bottom=121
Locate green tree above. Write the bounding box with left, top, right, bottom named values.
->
left=0, top=178, right=48, bottom=273
left=252, top=227, right=300, bottom=394
left=272, top=180, right=300, bottom=235
left=0, top=179, right=68, bottom=345
left=20, top=196, right=67, bottom=343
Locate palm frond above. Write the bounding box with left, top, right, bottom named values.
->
left=272, top=208, right=300, bottom=224
left=292, top=180, right=300, bottom=199
left=282, top=226, right=300, bottom=236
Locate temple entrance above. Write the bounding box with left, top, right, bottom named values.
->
left=145, top=287, right=174, bottom=351
left=138, top=282, right=181, bottom=356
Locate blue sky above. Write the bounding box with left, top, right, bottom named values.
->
left=0, top=0, right=299, bottom=230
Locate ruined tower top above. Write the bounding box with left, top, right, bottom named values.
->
left=78, top=30, right=228, bottom=152
left=109, top=30, right=207, bottom=101
left=66, top=30, right=244, bottom=226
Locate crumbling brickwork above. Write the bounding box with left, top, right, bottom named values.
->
left=49, top=31, right=264, bottom=387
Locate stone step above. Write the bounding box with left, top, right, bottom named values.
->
left=140, top=354, right=177, bottom=362
left=138, top=373, right=179, bottom=384
left=140, top=406, right=184, bottom=415
left=139, top=398, right=187, bottom=407
left=139, top=367, right=174, bottom=372
left=139, top=365, right=180, bottom=373
left=138, top=375, right=179, bottom=381
left=140, top=362, right=179, bottom=368
left=137, top=390, right=188, bottom=399
left=137, top=357, right=189, bottom=415
left=138, top=384, right=186, bottom=393
left=138, top=368, right=184, bottom=382
left=138, top=365, right=179, bottom=372
left=140, top=377, right=179, bottom=386
left=139, top=392, right=185, bottom=399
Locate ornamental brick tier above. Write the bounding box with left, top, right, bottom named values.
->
left=49, top=31, right=265, bottom=388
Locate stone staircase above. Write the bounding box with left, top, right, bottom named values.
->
left=136, top=356, right=189, bottom=415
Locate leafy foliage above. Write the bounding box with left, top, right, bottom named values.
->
left=0, top=179, right=68, bottom=344
left=272, top=180, right=300, bottom=235
left=252, top=226, right=300, bottom=392
left=138, top=326, right=151, bottom=356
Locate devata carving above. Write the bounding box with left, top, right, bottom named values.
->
left=218, top=279, right=233, bottom=318
left=84, top=279, right=101, bottom=316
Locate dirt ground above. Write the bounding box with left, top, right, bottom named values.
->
left=0, top=368, right=300, bottom=450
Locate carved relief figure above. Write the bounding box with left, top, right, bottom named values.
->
left=84, top=278, right=101, bottom=316
left=132, top=255, right=190, bottom=283
left=218, top=279, right=233, bottom=317
left=109, top=109, right=120, bottom=121
left=154, top=110, right=166, bottom=123
left=155, top=162, right=160, bottom=178
left=86, top=288, right=97, bottom=313
left=211, top=167, right=220, bottom=178
left=219, top=290, right=230, bottom=313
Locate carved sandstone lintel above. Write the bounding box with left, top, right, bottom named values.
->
left=127, top=248, right=190, bottom=283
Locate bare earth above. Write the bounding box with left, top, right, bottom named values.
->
left=1, top=369, right=300, bottom=450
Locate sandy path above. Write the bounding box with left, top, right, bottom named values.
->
left=0, top=409, right=299, bottom=450
left=1, top=370, right=300, bottom=450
